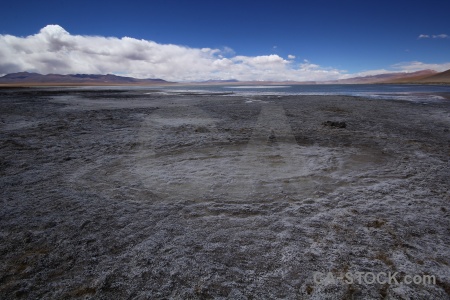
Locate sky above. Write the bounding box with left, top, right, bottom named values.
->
left=0, top=0, right=449, bottom=81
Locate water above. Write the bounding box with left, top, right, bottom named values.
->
left=48, top=83, right=450, bottom=102
left=158, top=84, right=450, bottom=102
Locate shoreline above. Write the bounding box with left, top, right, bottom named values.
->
left=2, top=84, right=450, bottom=103
left=1, top=80, right=450, bottom=89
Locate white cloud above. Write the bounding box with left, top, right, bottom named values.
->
left=0, top=25, right=346, bottom=82
left=350, top=69, right=395, bottom=77
left=418, top=33, right=448, bottom=39
left=432, top=34, right=448, bottom=39
left=1, top=25, right=449, bottom=82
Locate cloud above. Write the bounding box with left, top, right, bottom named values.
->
left=350, top=69, right=395, bottom=77
left=432, top=34, right=448, bottom=39
left=1, top=25, right=448, bottom=82
left=418, top=33, right=449, bottom=39
left=0, top=25, right=345, bottom=82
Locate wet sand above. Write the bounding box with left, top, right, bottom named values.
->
left=1, top=88, right=449, bottom=299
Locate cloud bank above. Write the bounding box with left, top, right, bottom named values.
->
left=1, top=25, right=449, bottom=82
left=0, top=25, right=344, bottom=82
left=418, top=33, right=449, bottom=39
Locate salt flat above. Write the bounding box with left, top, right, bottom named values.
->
left=0, top=88, right=449, bottom=299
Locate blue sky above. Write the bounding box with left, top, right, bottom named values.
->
left=0, top=0, right=449, bottom=81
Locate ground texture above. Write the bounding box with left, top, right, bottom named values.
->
left=1, top=88, right=449, bottom=299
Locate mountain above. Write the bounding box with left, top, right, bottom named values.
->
left=193, top=80, right=316, bottom=85
left=412, top=69, right=450, bottom=84
left=324, top=70, right=438, bottom=84
left=197, top=70, right=449, bottom=85
left=0, top=72, right=172, bottom=85
left=1, top=69, right=449, bottom=86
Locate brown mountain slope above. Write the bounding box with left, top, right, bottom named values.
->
left=324, top=70, right=437, bottom=84
left=383, top=69, right=450, bottom=84
left=416, top=69, right=450, bottom=83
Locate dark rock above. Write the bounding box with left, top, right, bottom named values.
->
left=268, top=129, right=276, bottom=142
left=322, top=121, right=346, bottom=128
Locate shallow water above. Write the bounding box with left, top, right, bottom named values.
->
left=160, top=84, right=450, bottom=102
left=40, top=83, right=450, bottom=102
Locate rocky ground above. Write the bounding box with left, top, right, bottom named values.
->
left=0, top=88, right=449, bottom=299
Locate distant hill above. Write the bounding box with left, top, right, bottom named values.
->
left=197, top=70, right=450, bottom=85
left=411, top=69, right=450, bottom=84
left=0, top=72, right=172, bottom=85
left=1, top=69, right=449, bottom=86
left=372, top=69, right=450, bottom=84
left=193, top=80, right=317, bottom=85
left=324, top=70, right=438, bottom=84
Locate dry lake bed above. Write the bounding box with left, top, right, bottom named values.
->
left=0, top=88, right=449, bottom=299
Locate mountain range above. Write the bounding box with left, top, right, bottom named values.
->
left=0, top=72, right=170, bottom=85
left=0, top=69, right=449, bottom=86
left=385, top=68, right=450, bottom=84
left=323, top=69, right=440, bottom=84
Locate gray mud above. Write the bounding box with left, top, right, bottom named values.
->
left=1, top=88, right=449, bottom=299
